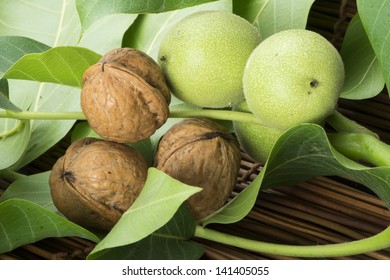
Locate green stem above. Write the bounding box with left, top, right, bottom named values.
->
left=0, top=109, right=382, bottom=135
left=2, top=108, right=390, bottom=168
left=169, top=109, right=260, bottom=124
left=0, top=120, right=25, bottom=138
left=0, top=110, right=87, bottom=120
left=194, top=225, right=390, bottom=258
left=328, top=132, right=390, bottom=167
left=0, top=108, right=260, bottom=124
left=326, top=110, right=379, bottom=138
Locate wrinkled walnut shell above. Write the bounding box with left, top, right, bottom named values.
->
left=154, top=118, right=241, bottom=220
left=81, top=48, right=170, bottom=143
left=49, top=137, right=148, bottom=231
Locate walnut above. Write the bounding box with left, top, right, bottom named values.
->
left=49, top=137, right=148, bottom=232
left=81, top=48, right=170, bottom=143
left=154, top=118, right=241, bottom=220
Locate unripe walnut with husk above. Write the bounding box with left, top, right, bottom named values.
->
left=49, top=137, right=148, bottom=232
left=154, top=118, right=241, bottom=220
left=81, top=48, right=171, bottom=143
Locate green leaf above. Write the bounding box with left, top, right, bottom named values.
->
left=357, top=0, right=390, bottom=95
left=0, top=91, right=18, bottom=111
left=0, top=1, right=81, bottom=169
left=88, top=168, right=201, bottom=257
left=233, top=0, right=315, bottom=40
left=202, top=124, right=390, bottom=226
left=0, top=82, right=33, bottom=170
left=78, top=14, right=138, bottom=55
left=0, top=0, right=81, bottom=47
left=0, top=79, right=8, bottom=98
left=0, top=119, right=30, bottom=170
left=9, top=82, right=80, bottom=169
left=122, top=0, right=232, bottom=60
left=88, top=205, right=204, bottom=259
left=0, top=36, right=50, bottom=112
left=0, top=79, right=21, bottom=111
left=0, top=171, right=58, bottom=213
left=201, top=169, right=264, bottom=226
left=0, top=36, right=50, bottom=75
left=71, top=122, right=155, bottom=165
left=0, top=198, right=99, bottom=254
left=340, top=14, right=385, bottom=99
left=76, top=0, right=219, bottom=33
left=3, top=47, right=101, bottom=88
left=70, top=121, right=99, bottom=141
left=0, top=0, right=127, bottom=169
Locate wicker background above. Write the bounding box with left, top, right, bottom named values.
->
left=1, top=0, right=390, bottom=260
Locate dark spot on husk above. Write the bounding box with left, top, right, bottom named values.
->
left=310, top=79, right=319, bottom=88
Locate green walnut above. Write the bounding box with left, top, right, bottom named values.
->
left=243, top=29, right=345, bottom=130
left=233, top=101, right=283, bottom=163
left=158, top=10, right=260, bottom=108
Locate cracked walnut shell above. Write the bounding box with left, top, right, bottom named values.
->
left=81, top=48, right=171, bottom=143
left=154, top=118, right=241, bottom=220
left=49, top=137, right=148, bottom=232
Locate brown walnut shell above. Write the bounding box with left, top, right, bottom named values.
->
left=154, top=118, right=241, bottom=220
left=81, top=48, right=171, bottom=143
left=49, top=137, right=148, bottom=232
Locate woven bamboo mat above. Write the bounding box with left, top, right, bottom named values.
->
left=1, top=0, right=390, bottom=260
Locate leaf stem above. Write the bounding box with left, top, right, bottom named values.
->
left=194, top=225, right=390, bottom=258
left=326, top=110, right=379, bottom=138
left=2, top=109, right=390, bottom=168
left=0, top=110, right=87, bottom=120
left=327, top=132, right=390, bottom=167
left=0, top=108, right=260, bottom=124
left=0, top=109, right=383, bottom=134
left=0, top=120, right=25, bottom=138
left=169, top=109, right=261, bottom=123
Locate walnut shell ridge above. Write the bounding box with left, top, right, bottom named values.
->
left=49, top=137, right=148, bottom=232
left=154, top=118, right=241, bottom=220
left=81, top=48, right=171, bottom=143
